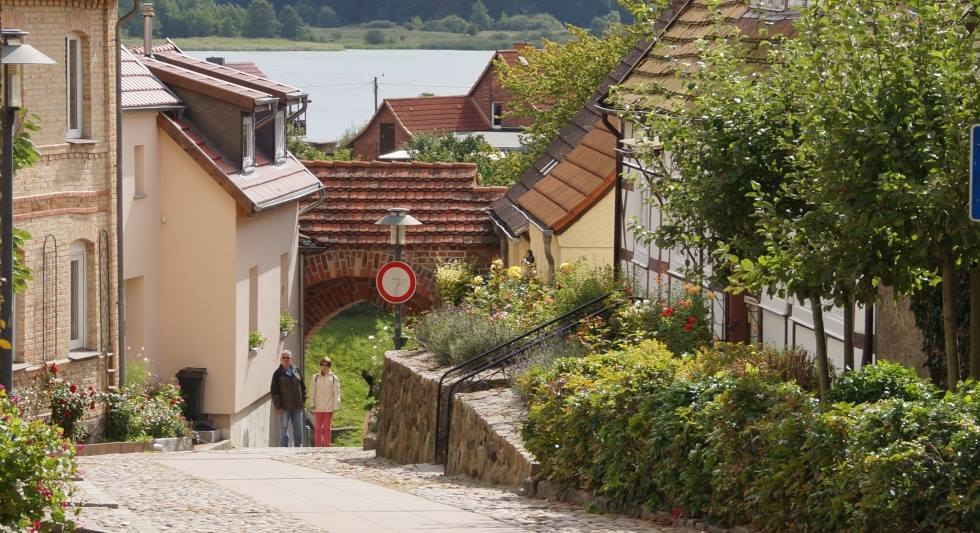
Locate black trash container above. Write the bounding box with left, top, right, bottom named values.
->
left=175, top=367, right=207, bottom=425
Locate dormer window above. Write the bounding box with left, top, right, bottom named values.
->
left=274, top=108, right=286, bottom=164
left=492, top=102, right=503, bottom=129
left=242, top=113, right=255, bottom=172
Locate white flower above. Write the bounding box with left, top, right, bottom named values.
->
left=368, top=335, right=375, bottom=340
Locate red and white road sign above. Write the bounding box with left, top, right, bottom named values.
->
left=376, top=261, right=417, bottom=304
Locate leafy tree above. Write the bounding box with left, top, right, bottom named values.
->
left=287, top=124, right=354, bottom=161
left=278, top=5, right=304, bottom=40
left=405, top=16, right=423, bottom=31
left=406, top=133, right=508, bottom=185
left=317, top=5, right=341, bottom=27
left=243, top=0, right=280, bottom=38
left=469, top=1, right=494, bottom=31
left=363, top=29, right=386, bottom=45
left=495, top=22, right=640, bottom=185
left=589, top=11, right=621, bottom=36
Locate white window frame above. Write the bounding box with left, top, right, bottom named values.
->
left=274, top=108, right=286, bottom=163
left=66, top=33, right=83, bottom=139
left=242, top=113, right=255, bottom=172
left=69, top=242, right=87, bottom=350
left=491, top=102, right=503, bottom=129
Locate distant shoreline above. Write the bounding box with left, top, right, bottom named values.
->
left=124, top=25, right=567, bottom=52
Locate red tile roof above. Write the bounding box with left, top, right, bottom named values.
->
left=385, top=96, right=491, bottom=135
left=300, top=161, right=505, bottom=246
left=120, top=47, right=181, bottom=110
left=158, top=114, right=322, bottom=213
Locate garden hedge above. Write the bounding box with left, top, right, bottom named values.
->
left=521, top=344, right=980, bottom=531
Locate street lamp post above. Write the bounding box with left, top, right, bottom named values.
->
left=1, top=30, right=55, bottom=392
left=374, top=208, right=421, bottom=350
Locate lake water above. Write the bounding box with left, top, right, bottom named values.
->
left=187, top=49, right=495, bottom=143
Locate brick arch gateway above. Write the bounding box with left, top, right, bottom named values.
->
left=299, top=161, right=506, bottom=343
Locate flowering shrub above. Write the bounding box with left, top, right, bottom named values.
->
left=48, top=364, right=97, bottom=442
left=104, top=383, right=190, bottom=442
left=0, top=387, right=78, bottom=530
left=465, top=259, right=553, bottom=330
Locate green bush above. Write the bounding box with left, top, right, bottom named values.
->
left=364, top=19, right=397, bottom=28
left=363, top=29, right=386, bottom=45
left=434, top=258, right=474, bottom=305
left=827, top=360, right=938, bottom=404
left=1, top=388, right=78, bottom=530
left=552, top=263, right=616, bottom=316
left=522, top=349, right=980, bottom=530
left=49, top=375, right=97, bottom=442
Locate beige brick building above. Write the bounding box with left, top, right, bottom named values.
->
left=3, top=0, right=119, bottom=395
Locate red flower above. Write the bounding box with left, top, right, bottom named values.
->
left=69, top=383, right=77, bottom=393
left=683, top=316, right=697, bottom=332
left=661, top=307, right=674, bottom=318
left=683, top=322, right=694, bottom=332
left=89, top=401, right=96, bottom=409
left=49, top=363, right=58, bottom=374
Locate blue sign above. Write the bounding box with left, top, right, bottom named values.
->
left=972, top=125, right=980, bottom=221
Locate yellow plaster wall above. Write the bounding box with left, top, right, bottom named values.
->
left=555, top=191, right=615, bottom=268
left=158, top=134, right=237, bottom=415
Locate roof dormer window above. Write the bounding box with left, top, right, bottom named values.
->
left=492, top=102, right=503, bottom=129
left=274, top=108, right=286, bottom=164
left=242, top=113, right=255, bottom=173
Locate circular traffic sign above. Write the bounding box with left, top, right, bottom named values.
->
left=376, top=261, right=417, bottom=304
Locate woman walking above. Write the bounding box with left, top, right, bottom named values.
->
left=310, top=357, right=341, bottom=447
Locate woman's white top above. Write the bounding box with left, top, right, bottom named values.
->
left=310, top=372, right=341, bottom=412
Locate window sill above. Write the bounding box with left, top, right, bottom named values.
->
left=66, top=138, right=98, bottom=145
left=133, top=193, right=148, bottom=200
left=68, top=350, right=102, bottom=362
left=12, top=362, right=31, bottom=373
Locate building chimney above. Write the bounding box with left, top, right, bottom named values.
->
left=206, top=57, right=226, bottom=66
left=142, top=3, right=154, bottom=57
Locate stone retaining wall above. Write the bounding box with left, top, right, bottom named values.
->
left=376, top=350, right=444, bottom=464
left=375, top=350, right=509, bottom=466
left=446, top=388, right=537, bottom=488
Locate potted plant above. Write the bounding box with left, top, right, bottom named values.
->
left=248, top=330, right=266, bottom=356
left=279, top=311, right=298, bottom=338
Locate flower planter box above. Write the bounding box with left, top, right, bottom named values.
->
left=74, top=436, right=193, bottom=456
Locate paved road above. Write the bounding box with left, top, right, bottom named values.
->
left=75, top=447, right=693, bottom=532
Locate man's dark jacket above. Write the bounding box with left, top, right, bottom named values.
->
left=270, top=366, right=306, bottom=411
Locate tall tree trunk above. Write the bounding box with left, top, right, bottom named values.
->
left=941, top=242, right=960, bottom=390
left=971, top=265, right=980, bottom=379
left=843, top=295, right=855, bottom=371
left=811, top=296, right=831, bottom=400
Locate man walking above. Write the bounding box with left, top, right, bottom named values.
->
left=270, top=350, right=306, bottom=447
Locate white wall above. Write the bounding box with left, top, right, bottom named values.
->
left=234, top=203, right=301, bottom=414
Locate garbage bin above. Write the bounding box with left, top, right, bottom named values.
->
left=175, top=367, right=207, bottom=425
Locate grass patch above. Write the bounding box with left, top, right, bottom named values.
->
left=304, top=302, right=392, bottom=447
left=124, top=26, right=568, bottom=52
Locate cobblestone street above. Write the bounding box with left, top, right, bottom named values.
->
left=75, top=448, right=694, bottom=532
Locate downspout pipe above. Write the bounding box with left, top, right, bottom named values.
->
left=600, top=111, right=624, bottom=280
left=116, top=0, right=141, bottom=387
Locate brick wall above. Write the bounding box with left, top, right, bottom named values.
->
left=348, top=106, right=410, bottom=161
left=5, top=0, right=119, bottom=391
left=303, top=244, right=498, bottom=340
left=469, top=63, right=528, bottom=129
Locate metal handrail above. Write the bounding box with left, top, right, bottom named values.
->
left=432, top=290, right=623, bottom=462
